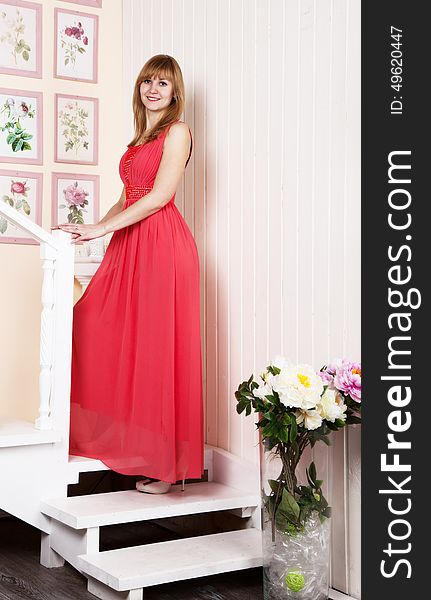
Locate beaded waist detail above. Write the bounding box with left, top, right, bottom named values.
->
left=125, top=185, right=153, bottom=199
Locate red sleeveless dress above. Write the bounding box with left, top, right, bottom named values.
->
left=68, top=121, right=204, bottom=484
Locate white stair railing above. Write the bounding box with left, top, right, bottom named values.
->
left=0, top=202, right=75, bottom=435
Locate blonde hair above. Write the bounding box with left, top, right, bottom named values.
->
left=128, top=54, right=185, bottom=147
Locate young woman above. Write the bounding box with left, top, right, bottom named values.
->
left=54, top=55, right=204, bottom=495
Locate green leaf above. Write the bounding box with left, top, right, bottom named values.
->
left=268, top=479, right=282, bottom=494
left=261, top=423, right=273, bottom=437
left=306, top=469, right=315, bottom=489
left=275, top=508, right=288, bottom=532
left=263, top=411, right=275, bottom=422
left=278, top=426, right=288, bottom=443
left=346, top=415, right=361, bottom=425
left=235, top=400, right=246, bottom=414
left=279, top=488, right=300, bottom=522
left=309, top=462, right=317, bottom=486
left=289, top=413, right=298, bottom=442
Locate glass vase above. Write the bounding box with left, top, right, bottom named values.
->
left=259, top=436, right=331, bottom=600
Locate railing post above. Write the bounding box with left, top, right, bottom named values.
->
left=35, top=242, right=57, bottom=430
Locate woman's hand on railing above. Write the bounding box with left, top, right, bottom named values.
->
left=51, top=222, right=107, bottom=244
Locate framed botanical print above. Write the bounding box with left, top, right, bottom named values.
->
left=0, top=0, right=42, bottom=78
left=54, top=7, right=98, bottom=83
left=55, top=93, right=98, bottom=165
left=0, top=87, right=43, bottom=164
left=60, top=0, right=102, bottom=7
left=51, top=172, right=99, bottom=228
left=0, top=168, right=42, bottom=244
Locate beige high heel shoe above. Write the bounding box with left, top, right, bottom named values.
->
left=136, top=478, right=186, bottom=494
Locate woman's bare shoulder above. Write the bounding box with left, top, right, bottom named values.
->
left=167, top=121, right=190, bottom=136
left=164, top=121, right=191, bottom=149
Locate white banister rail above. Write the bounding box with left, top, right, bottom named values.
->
left=0, top=202, right=75, bottom=436
left=0, top=200, right=62, bottom=250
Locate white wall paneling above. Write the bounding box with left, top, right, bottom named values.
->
left=123, top=1, right=360, bottom=596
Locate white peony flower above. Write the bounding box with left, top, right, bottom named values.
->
left=317, top=387, right=347, bottom=423
left=254, top=372, right=276, bottom=399
left=271, top=355, right=292, bottom=371
left=295, top=408, right=323, bottom=430
left=271, top=363, right=324, bottom=410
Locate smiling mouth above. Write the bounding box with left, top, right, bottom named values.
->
left=146, top=96, right=160, bottom=101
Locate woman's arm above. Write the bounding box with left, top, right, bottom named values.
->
left=97, top=186, right=126, bottom=225
left=101, top=123, right=191, bottom=235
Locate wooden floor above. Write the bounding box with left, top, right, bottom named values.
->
left=0, top=514, right=264, bottom=600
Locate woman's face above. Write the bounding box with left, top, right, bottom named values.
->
left=139, top=75, right=174, bottom=114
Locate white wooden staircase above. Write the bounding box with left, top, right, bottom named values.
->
left=41, top=446, right=262, bottom=599
left=0, top=202, right=263, bottom=599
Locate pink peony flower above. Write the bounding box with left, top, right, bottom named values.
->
left=64, top=183, right=88, bottom=207
left=83, top=36, right=88, bottom=45
left=11, top=181, right=26, bottom=195
left=333, top=361, right=361, bottom=403
left=65, top=27, right=72, bottom=36
left=318, top=370, right=334, bottom=386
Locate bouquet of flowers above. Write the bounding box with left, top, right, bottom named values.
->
left=235, top=356, right=361, bottom=542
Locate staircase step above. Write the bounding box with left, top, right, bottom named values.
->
left=68, top=446, right=213, bottom=476
left=78, top=528, right=262, bottom=590
left=40, top=482, right=260, bottom=529
left=68, top=455, right=111, bottom=473
left=0, top=417, right=61, bottom=448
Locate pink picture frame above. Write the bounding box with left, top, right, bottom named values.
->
left=55, top=93, right=99, bottom=166
left=0, top=168, right=43, bottom=245
left=60, top=0, right=102, bottom=7
left=0, top=0, right=42, bottom=78
left=51, top=172, right=100, bottom=228
left=54, top=7, right=98, bottom=83
left=0, top=87, right=43, bottom=165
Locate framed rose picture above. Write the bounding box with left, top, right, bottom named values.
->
left=0, top=88, right=43, bottom=164
left=51, top=172, right=99, bottom=228
left=0, top=0, right=42, bottom=78
left=60, top=0, right=102, bottom=7
left=54, top=7, right=98, bottom=83
left=55, top=93, right=98, bottom=165
left=0, top=168, right=42, bottom=244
